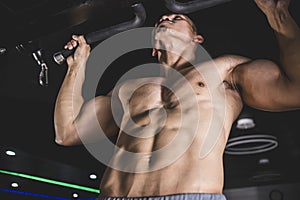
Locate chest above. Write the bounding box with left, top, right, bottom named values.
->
left=118, top=68, right=234, bottom=117
left=116, top=68, right=243, bottom=137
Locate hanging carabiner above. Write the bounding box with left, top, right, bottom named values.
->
left=32, top=49, right=48, bottom=87
left=39, top=62, right=48, bottom=87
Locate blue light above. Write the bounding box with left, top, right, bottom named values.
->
left=0, top=188, right=97, bottom=200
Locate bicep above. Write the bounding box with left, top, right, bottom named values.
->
left=73, top=95, right=121, bottom=144
left=234, top=59, right=300, bottom=111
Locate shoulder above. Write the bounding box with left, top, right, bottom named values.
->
left=232, top=58, right=281, bottom=82
left=212, top=54, right=281, bottom=80
left=213, top=54, right=252, bottom=70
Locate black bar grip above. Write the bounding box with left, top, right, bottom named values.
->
left=53, top=48, right=75, bottom=65
left=164, top=0, right=232, bottom=14
left=53, top=3, right=146, bottom=65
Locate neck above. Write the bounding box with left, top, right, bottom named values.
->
left=159, top=51, right=194, bottom=76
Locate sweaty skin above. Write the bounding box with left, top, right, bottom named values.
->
left=54, top=0, right=300, bottom=198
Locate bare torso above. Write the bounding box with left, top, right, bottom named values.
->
left=54, top=3, right=300, bottom=197
left=100, top=57, right=244, bottom=197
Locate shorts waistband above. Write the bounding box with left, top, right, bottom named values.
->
left=97, top=193, right=227, bottom=200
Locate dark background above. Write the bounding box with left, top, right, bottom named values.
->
left=0, top=0, right=300, bottom=199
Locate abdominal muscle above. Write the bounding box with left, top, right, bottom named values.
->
left=99, top=80, right=241, bottom=197
left=99, top=120, right=228, bottom=197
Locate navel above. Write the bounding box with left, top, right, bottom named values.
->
left=198, top=82, right=205, bottom=87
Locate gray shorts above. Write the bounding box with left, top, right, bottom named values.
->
left=97, top=193, right=227, bottom=200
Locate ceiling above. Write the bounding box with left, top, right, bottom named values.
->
left=0, top=0, right=300, bottom=198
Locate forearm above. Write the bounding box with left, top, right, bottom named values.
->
left=267, top=8, right=300, bottom=83
left=54, top=35, right=91, bottom=144
left=54, top=63, right=86, bottom=143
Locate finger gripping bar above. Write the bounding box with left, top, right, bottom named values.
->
left=53, top=3, right=146, bottom=65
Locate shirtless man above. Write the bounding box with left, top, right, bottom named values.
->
left=54, top=0, right=300, bottom=199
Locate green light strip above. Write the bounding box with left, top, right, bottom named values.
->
left=0, top=169, right=100, bottom=194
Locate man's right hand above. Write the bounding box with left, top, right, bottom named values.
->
left=64, top=35, right=91, bottom=67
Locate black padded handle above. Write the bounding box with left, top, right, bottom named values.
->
left=164, top=0, right=232, bottom=14
left=53, top=3, right=146, bottom=65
